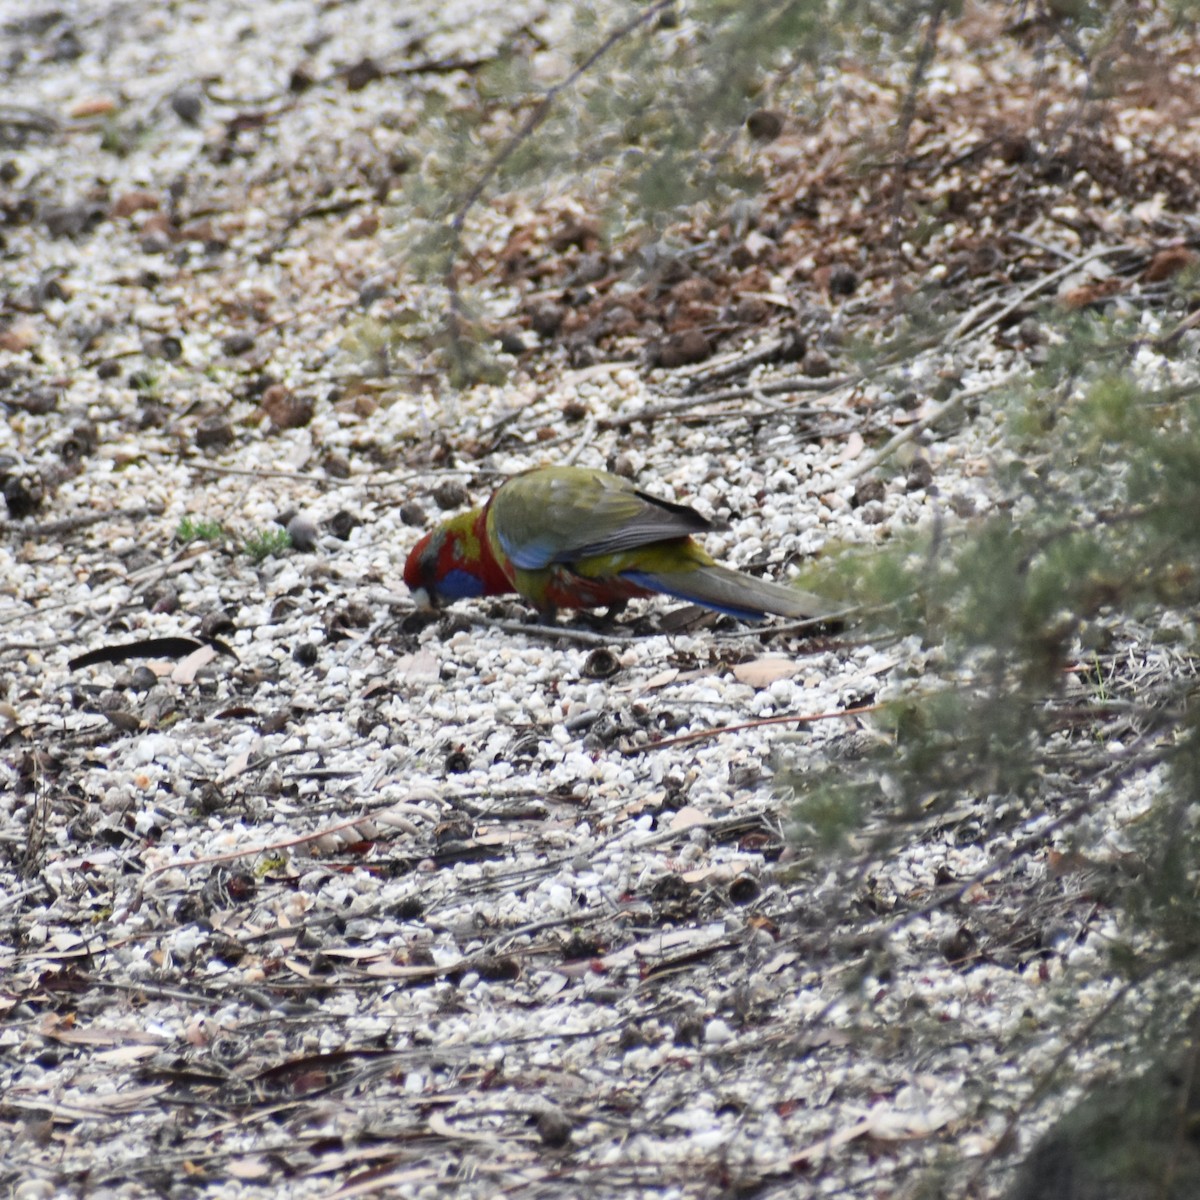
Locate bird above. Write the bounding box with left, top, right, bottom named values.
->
left=403, top=465, right=830, bottom=623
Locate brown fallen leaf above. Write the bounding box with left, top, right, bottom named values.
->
left=669, top=806, right=711, bottom=832
left=110, top=190, right=160, bottom=218
left=0, top=322, right=39, bottom=352
left=68, top=96, right=117, bottom=118
left=732, top=657, right=798, bottom=687
left=1142, top=246, right=1199, bottom=283
left=1060, top=278, right=1124, bottom=309
left=681, top=862, right=747, bottom=883
left=172, top=642, right=216, bottom=684
left=227, top=1158, right=273, bottom=1181
left=261, top=383, right=314, bottom=430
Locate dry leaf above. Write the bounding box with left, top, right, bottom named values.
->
left=172, top=643, right=216, bottom=684
left=373, top=808, right=422, bottom=835
left=640, top=668, right=679, bottom=691
left=833, top=431, right=865, bottom=465
left=329, top=1166, right=440, bottom=1198
left=6, top=1083, right=171, bottom=1121
left=1142, top=246, right=1198, bottom=283
left=866, top=1102, right=956, bottom=1139
left=732, top=657, right=797, bottom=688
left=39, top=1016, right=166, bottom=1048
left=397, top=650, right=440, bottom=682
left=110, top=190, right=160, bottom=218
left=536, top=974, right=570, bottom=998
left=0, top=322, right=39, bottom=352
left=227, top=1158, right=272, bottom=1180
left=221, top=748, right=254, bottom=780
left=1060, top=278, right=1124, bottom=309
left=68, top=96, right=117, bottom=117
left=681, top=863, right=745, bottom=883
left=92, top=1045, right=164, bottom=1066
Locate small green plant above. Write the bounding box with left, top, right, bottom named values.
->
left=243, top=527, right=292, bottom=562
left=255, top=853, right=289, bottom=876
left=175, top=516, right=225, bottom=545
left=127, top=369, right=161, bottom=397
left=99, top=115, right=148, bottom=157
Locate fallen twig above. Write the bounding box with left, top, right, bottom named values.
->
left=842, top=379, right=997, bottom=480
left=597, top=376, right=855, bottom=429
left=1, top=504, right=163, bottom=539
left=625, top=701, right=881, bottom=754
left=948, top=243, right=1134, bottom=344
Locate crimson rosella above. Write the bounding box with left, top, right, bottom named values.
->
left=403, top=465, right=830, bottom=622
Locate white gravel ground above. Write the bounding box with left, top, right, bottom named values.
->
left=1, top=2, right=1192, bottom=1198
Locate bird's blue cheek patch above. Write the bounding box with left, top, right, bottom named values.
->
left=439, top=568, right=486, bottom=599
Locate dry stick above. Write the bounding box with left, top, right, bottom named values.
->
left=386, top=600, right=629, bottom=646
left=189, top=463, right=335, bottom=484
left=678, top=334, right=799, bottom=393
left=843, top=244, right=1137, bottom=482
left=898, top=739, right=1166, bottom=944
left=74, top=974, right=237, bottom=1008
left=596, top=375, right=855, bottom=430
left=0, top=504, right=163, bottom=539
left=1007, top=231, right=1080, bottom=262
left=626, top=702, right=881, bottom=755
left=1154, top=305, right=1200, bottom=351
left=888, top=0, right=948, bottom=290
left=489, top=616, right=635, bottom=647
left=562, top=414, right=597, bottom=465
left=357, top=465, right=494, bottom=492
left=605, top=324, right=956, bottom=435
left=842, top=379, right=997, bottom=482
left=947, top=242, right=1134, bottom=344
left=0, top=103, right=59, bottom=136
left=443, top=0, right=677, bottom=317
left=0, top=544, right=210, bottom=631
left=113, top=803, right=431, bottom=923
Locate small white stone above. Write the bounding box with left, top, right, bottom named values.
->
left=704, top=1018, right=735, bottom=1045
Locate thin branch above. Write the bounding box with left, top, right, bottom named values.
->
left=596, top=376, right=854, bottom=430
left=444, top=0, right=677, bottom=317
left=488, top=616, right=635, bottom=646
left=842, top=379, right=998, bottom=480
left=0, top=504, right=163, bottom=538
left=625, top=701, right=881, bottom=755
left=948, top=243, right=1134, bottom=344
left=189, top=462, right=335, bottom=484
left=888, top=1, right=949, bottom=288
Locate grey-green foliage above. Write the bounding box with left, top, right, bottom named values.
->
left=403, top=0, right=876, bottom=275
left=381, top=0, right=1022, bottom=387
left=1007, top=1022, right=1200, bottom=1200
left=796, top=302, right=1200, bottom=926
left=383, top=0, right=898, bottom=385
left=784, top=307, right=1200, bottom=1192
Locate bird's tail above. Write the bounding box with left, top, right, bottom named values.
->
left=623, top=564, right=831, bottom=621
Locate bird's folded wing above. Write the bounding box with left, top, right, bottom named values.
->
left=492, top=468, right=710, bottom=569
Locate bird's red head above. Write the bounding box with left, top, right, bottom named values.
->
left=403, top=508, right=513, bottom=609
